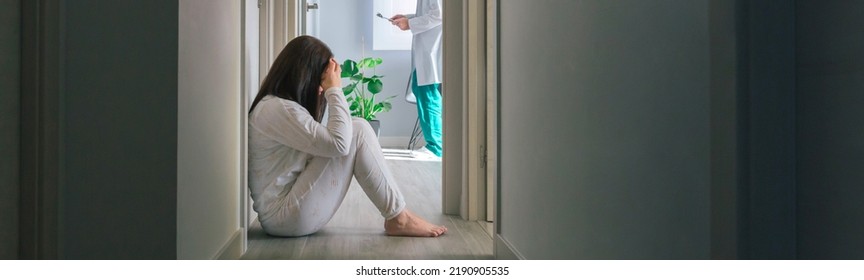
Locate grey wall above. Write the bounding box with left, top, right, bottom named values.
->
left=0, top=0, right=20, bottom=260
left=708, top=0, right=799, bottom=260
left=317, top=0, right=417, bottom=142
left=61, top=0, right=178, bottom=259
left=498, top=0, right=711, bottom=259
left=707, top=0, right=743, bottom=259
left=178, top=0, right=243, bottom=259
left=736, top=0, right=798, bottom=259
left=796, top=0, right=864, bottom=259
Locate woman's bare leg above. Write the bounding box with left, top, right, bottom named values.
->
left=350, top=118, right=447, bottom=237
left=260, top=118, right=446, bottom=237
left=384, top=209, right=447, bottom=237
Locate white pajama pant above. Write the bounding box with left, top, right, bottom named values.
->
left=259, top=118, right=406, bottom=237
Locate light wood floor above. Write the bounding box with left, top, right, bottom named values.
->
left=241, top=158, right=493, bottom=260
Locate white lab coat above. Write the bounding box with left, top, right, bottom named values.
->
left=407, top=0, right=442, bottom=86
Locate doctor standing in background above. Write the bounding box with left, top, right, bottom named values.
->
left=390, top=0, right=443, bottom=158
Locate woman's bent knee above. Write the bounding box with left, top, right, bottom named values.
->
left=352, top=117, right=375, bottom=137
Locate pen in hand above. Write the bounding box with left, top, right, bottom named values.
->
left=376, top=12, right=393, bottom=23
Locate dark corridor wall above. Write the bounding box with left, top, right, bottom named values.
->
left=60, top=0, right=179, bottom=259
left=498, top=0, right=712, bottom=259
left=497, top=0, right=864, bottom=260
left=795, top=0, right=864, bottom=259
left=0, top=0, right=21, bottom=260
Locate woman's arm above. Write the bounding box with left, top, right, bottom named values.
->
left=250, top=60, right=352, bottom=158
left=251, top=87, right=353, bottom=158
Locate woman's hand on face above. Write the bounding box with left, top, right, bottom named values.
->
left=321, top=58, right=341, bottom=90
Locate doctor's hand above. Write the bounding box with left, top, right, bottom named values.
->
left=392, top=17, right=410, bottom=31
left=321, top=58, right=342, bottom=90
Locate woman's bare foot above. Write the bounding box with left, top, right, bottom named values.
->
left=384, top=209, right=448, bottom=237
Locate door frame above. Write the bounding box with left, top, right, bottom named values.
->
left=242, top=0, right=300, bottom=252
left=253, top=0, right=475, bottom=222
left=442, top=0, right=497, bottom=223
left=452, top=0, right=497, bottom=222
left=246, top=0, right=500, bottom=257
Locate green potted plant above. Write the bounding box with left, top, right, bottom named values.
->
left=340, top=57, right=395, bottom=136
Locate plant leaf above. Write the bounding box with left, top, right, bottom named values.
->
left=342, top=83, right=356, bottom=95
left=367, top=79, right=383, bottom=94
left=381, top=101, right=392, bottom=112
left=373, top=103, right=383, bottom=112
left=341, top=59, right=358, bottom=77
left=359, top=58, right=373, bottom=68
left=351, top=73, right=363, bottom=82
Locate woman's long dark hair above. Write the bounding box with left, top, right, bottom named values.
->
left=249, top=35, right=334, bottom=122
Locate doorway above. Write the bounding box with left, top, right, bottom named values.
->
left=241, top=0, right=495, bottom=259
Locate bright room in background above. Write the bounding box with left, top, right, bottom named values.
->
left=373, top=0, right=416, bottom=50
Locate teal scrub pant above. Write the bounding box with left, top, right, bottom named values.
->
left=411, top=71, right=443, bottom=157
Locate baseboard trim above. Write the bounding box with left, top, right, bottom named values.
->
left=494, top=234, right=525, bottom=260
left=379, top=136, right=425, bottom=149
left=215, top=228, right=244, bottom=260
